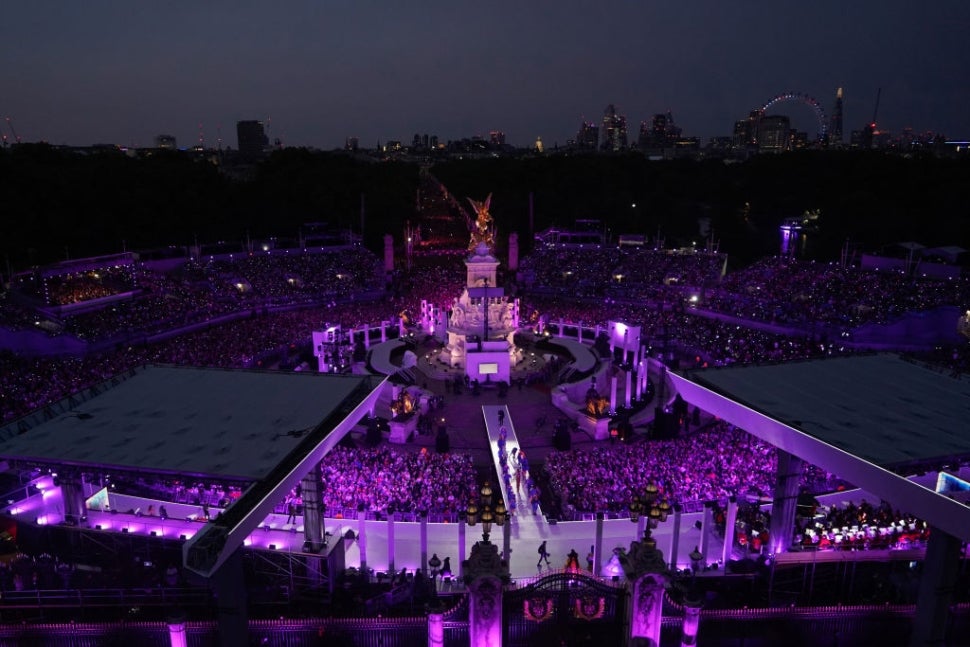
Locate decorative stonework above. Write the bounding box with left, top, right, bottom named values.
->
left=462, top=540, right=510, bottom=585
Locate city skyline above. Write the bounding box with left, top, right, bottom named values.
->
left=2, top=1, right=969, bottom=149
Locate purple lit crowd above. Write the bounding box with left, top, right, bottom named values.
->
left=318, top=446, right=477, bottom=519
left=1, top=242, right=968, bottom=558
left=543, top=421, right=845, bottom=518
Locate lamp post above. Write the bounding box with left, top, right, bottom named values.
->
left=428, top=553, right=442, bottom=586
left=482, top=278, right=489, bottom=342
left=629, top=482, right=671, bottom=549
left=466, top=481, right=506, bottom=544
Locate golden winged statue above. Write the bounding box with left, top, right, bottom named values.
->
left=467, top=193, right=494, bottom=253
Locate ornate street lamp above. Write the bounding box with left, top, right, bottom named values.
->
left=630, top=482, right=670, bottom=549
left=466, top=481, right=506, bottom=544
left=428, top=553, right=442, bottom=581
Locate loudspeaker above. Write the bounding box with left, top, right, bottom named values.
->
left=554, top=427, right=571, bottom=451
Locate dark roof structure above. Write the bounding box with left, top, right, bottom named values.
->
left=669, top=354, right=970, bottom=541
left=0, top=365, right=388, bottom=577
left=0, top=365, right=374, bottom=480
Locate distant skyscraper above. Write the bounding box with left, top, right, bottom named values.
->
left=733, top=110, right=762, bottom=148
left=236, top=120, right=268, bottom=159
left=345, top=136, right=359, bottom=151
left=576, top=120, right=599, bottom=149
left=601, top=104, right=627, bottom=152
left=489, top=131, right=506, bottom=146
left=830, top=87, right=844, bottom=147
left=758, top=115, right=791, bottom=152
left=154, top=134, right=176, bottom=150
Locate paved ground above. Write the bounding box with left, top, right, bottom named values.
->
left=394, top=336, right=649, bottom=468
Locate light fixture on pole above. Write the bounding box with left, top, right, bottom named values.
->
left=465, top=481, right=506, bottom=544
left=629, top=482, right=670, bottom=549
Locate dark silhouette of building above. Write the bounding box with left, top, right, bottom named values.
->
left=601, top=104, right=627, bottom=152
left=829, top=87, right=844, bottom=147
left=576, top=120, right=599, bottom=150
left=236, top=120, right=268, bottom=160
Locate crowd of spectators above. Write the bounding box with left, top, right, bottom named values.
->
left=542, top=421, right=846, bottom=519
left=43, top=247, right=386, bottom=343
left=195, top=247, right=384, bottom=308
left=15, top=265, right=137, bottom=307
left=705, top=256, right=970, bottom=329
left=519, top=245, right=725, bottom=301
left=318, top=445, right=477, bottom=519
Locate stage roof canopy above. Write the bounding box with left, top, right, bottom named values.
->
left=683, top=354, right=970, bottom=468
left=670, top=354, right=970, bottom=541
left=0, top=365, right=374, bottom=481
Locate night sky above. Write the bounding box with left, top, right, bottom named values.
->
left=3, top=1, right=969, bottom=149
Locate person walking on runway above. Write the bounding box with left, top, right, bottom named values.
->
left=537, top=540, right=551, bottom=569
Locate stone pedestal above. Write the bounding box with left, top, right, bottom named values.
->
left=427, top=611, right=444, bottom=647
left=389, top=414, right=418, bottom=444
left=463, top=540, right=510, bottom=647
left=576, top=414, right=611, bottom=440
left=631, top=572, right=667, bottom=647
left=680, top=599, right=702, bottom=646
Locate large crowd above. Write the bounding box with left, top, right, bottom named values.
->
left=704, top=256, right=970, bottom=329
left=0, top=240, right=967, bottom=564
left=519, top=245, right=725, bottom=300
left=47, top=247, right=385, bottom=343
left=542, top=421, right=846, bottom=518
left=317, top=445, right=477, bottom=519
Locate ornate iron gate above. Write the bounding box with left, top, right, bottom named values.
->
left=504, top=572, right=626, bottom=646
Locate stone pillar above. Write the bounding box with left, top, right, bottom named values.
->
left=357, top=507, right=368, bottom=576
left=594, top=512, right=605, bottom=577
left=458, top=520, right=466, bottom=579
left=212, top=549, right=248, bottom=647
left=301, top=464, right=323, bottom=552
left=502, top=520, right=511, bottom=563
left=383, top=234, right=394, bottom=273
left=428, top=611, right=445, bottom=647
left=721, top=497, right=738, bottom=566
left=558, top=319, right=564, bottom=337
left=463, top=539, right=509, bottom=647
left=910, top=527, right=962, bottom=646
left=468, top=576, right=503, bottom=647
left=387, top=510, right=396, bottom=576
left=624, top=370, right=632, bottom=409
left=380, top=321, right=387, bottom=343
left=420, top=511, right=429, bottom=574
left=768, top=450, right=804, bottom=555
left=630, top=572, right=667, bottom=646
left=681, top=599, right=702, bottom=646
left=699, top=502, right=714, bottom=565
left=669, top=504, right=683, bottom=570
left=399, top=318, right=406, bottom=337
left=363, top=325, right=370, bottom=349
left=578, top=322, right=583, bottom=343
left=508, top=232, right=519, bottom=271
left=167, top=613, right=188, bottom=647
left=609, top=376, right=618, bottom=415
